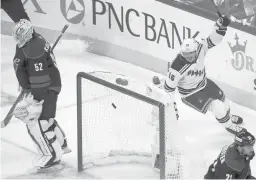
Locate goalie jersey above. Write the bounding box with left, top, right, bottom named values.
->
left=164, top=28, right=225, bottom=97
left=13, top=32, right=61, bottom=93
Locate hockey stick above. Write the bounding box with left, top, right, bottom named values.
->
left=51, top=24, right=69, bottom=52
left=1, top=24, right=69, bottom=128
left=209, top=0, right=222, bottom=17
left=167, top=61, right=179, bottom=120
left=1, top=91, right=26, bottom=128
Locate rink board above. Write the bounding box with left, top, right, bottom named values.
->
left=1, top=20, right=255, bottom=111
left=1, top=0, right=255, bottom=110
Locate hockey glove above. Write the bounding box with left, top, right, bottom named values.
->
left=215, top=15, right=230, bottom=35
left=13, top=93, right=44, bottom=125
left=216, top=15, right=231, bottom=27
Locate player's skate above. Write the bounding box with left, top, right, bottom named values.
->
left=230, top=115, right=243, bottom=124
left=225, top=124, right=246, bottom=135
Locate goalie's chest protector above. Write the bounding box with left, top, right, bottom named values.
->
left=23, top=36, right=52, bottom=89
left=178, top=43, right=207, bottom=90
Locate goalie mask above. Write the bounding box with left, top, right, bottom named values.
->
left=180, top=38, right=199, bottom=63
left=13, top=93, right=44, bottom=125
left=12, top=19, right=34, bottom=48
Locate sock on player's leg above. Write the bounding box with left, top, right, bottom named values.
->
left=208, top=99, right=244, bottom=134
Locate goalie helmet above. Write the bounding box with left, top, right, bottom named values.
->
left=180, top=38, right=199, bottom=62
left=12, top=19, right=34, bottom=48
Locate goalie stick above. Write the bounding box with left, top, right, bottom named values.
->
left=1, top=24, right=69, bottom=128
left=51, top=24, right=69, bottom=51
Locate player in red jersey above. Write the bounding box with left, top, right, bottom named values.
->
left=204, top=130, right=255, bottom=179
left=12, top=19, right=71, bottom=171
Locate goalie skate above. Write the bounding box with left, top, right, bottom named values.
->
left=37, top=161, right=65, bottom=173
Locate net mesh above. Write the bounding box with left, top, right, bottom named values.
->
left=78, top=71, right=206, bottom=179
left=80, top=72, right=154, bottom=167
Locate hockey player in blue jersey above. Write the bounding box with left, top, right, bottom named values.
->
left=152, top=15, right=247, bottom=136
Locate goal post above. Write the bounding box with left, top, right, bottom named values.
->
left=76, top=71, right=183, bottom=179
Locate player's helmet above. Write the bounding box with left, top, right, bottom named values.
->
left=235, top=130, right=255, bottom=147
left=180, top=38, right=199, bottom=63
left=12, top=19, right=34, bottom=48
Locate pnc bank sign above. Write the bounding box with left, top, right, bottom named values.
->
left=22, top=0, right=199, bottom=49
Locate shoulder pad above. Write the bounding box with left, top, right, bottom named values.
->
left=170, top=54, right=191, bottom=74
left=22, top=35, right=46, bottom=58
left=225, top=145, right=246, bottom=172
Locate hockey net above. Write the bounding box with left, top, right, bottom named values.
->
left=77, top=71, right=206, bottom=179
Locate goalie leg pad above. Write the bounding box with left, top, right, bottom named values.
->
left=52, top=119, right=71, bottom=153
left=27, top=119, right=62, bottom=169
left=52, top=119, right=66, bottom=146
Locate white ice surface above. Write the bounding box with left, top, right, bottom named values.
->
left=1, top=35, right=256, bottom=179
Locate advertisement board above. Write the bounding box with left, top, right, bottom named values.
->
left=1, top=0, right=255, bottom=109
left=206, top=31, right=256, bottom=95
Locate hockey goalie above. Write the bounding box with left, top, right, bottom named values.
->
left=13, top=93, right=63, bottom=172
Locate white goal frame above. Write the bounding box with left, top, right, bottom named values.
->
left=76, top=72, right=167, bottom=179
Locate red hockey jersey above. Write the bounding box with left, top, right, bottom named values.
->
left=13, top=32, right=61, bottom=93
left=204, top=144, right=252, bottom=179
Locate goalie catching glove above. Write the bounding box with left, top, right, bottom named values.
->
left=13, top=93, right=44, bottom=125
